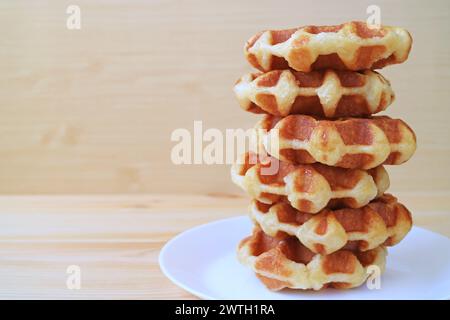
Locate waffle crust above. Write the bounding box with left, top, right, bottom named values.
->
left=231, top=152, right=389, bottom=214
left=234, top=69, right=394, bottom=117
left=258, top=114, right=416, bottom=169
left=238, top=227, right=387, bottom=291
left=250, top=194, right=412, bottom=255
left=245, top=21, right=412, bottom=72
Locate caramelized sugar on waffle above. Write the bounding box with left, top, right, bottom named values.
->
left=258, top=114, right=416, bottom=169
left=245, top=21, right=412, bottom=72
left=250, top=194, right=412, bottom=255
left=231, top=152, right=389, bottom=213
left=238, top=227, right=387, bottom=290
left=234, top=69, right=394, bottom=117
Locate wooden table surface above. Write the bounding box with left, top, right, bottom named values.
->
left=1, top=192, right=449, bottom=299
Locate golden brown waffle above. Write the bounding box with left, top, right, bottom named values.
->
left=258, top=115, right=416, bottom=169
left=245, top=21, right=412, bottom=72
left=238, top=227, right=387, bottom=290
left=250, top=194, right=412, bottom=255
left=231, top=152, right=389, bottom=213
left=234, top=69, right=394, bottom=117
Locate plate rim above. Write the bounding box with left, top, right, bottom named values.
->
left=159, top=216, right=246, bottom=300
left=159, top=216, right=450, bottom=300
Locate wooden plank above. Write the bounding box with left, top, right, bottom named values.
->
left=0, top=194, right=448, bottom=299
left=0, top=0, right=449, bottom=194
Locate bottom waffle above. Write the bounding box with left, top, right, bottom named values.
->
left=238, top=227, right=387, bottom=291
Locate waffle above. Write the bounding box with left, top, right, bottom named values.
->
left=231, top=152, right=389, bottom=213
left=234, top=69, right=394, bottom=117
left=245, top=21, right=412, bottom=72
left=238, top=227, right=387, bottom=290
left=258, top=115, right=416, bottom=169
left=250, top=194, right=412, bottom=255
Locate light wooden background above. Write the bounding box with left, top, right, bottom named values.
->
left=1, top=0, right=449, bottom=300
left=1, top=0, right=449, bottom=196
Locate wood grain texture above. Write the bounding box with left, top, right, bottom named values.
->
left=0, top=193, right=449, bottom=299
left=0, top=0, right=449, bottom=194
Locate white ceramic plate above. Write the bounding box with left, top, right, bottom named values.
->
left=159, top=216, right=450, bottom=300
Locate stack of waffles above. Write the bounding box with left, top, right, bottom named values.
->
left=231, top=21, right=416, bottom=290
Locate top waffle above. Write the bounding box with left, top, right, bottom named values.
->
left=245, top=21, right=412, bottom=72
